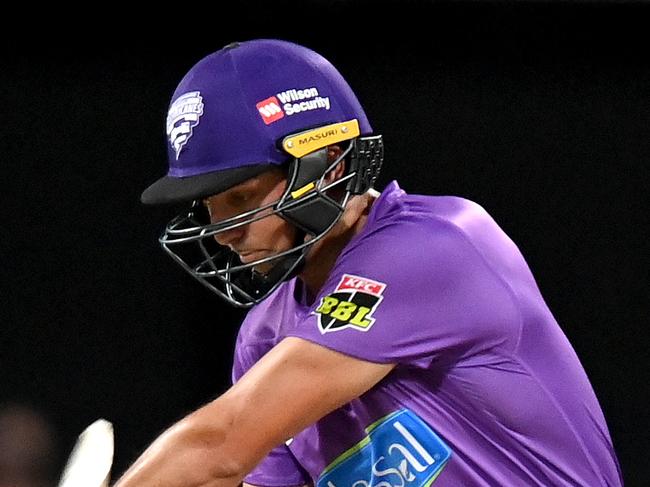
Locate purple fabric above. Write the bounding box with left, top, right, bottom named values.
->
left=165, top=39, right=371, bottom=177
left=233, top=181, right=622, bottom=486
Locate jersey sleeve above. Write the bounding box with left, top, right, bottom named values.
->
left=232, top=325, right=311, bottom=486
left=286, top=215, right=521, bottom=369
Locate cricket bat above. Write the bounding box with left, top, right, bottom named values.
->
left=58, top=419, right=114, bottom=487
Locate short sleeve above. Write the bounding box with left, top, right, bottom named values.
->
left=243, top=445, right=310, bottom=487
left=232, top=326, right=311, bottom=486
left=286, top=216, right=521, bottom=369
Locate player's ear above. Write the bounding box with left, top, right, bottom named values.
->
left=324, top=144, right=345, bottom=183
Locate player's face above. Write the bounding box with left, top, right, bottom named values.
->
left=203, top=168, right=297, bottom=273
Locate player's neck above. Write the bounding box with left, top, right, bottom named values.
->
left=298, top=192, right=376, bottom=305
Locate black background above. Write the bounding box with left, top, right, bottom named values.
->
left=1, top=1, right=647, bottom=485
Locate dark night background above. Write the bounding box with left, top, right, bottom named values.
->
left=1, top=1, right=647, bottom=485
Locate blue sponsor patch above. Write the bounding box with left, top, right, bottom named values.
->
left=317, top=409, right=451, bottom=487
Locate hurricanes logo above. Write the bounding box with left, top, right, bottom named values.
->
left=314, top=274, right=387, bottom=333
left=166, top=91, right=204, bottom=159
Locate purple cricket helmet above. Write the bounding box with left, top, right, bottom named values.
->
left=141, top=39, right=384, bottom=307
left=141, top=39, right=373, bottom=205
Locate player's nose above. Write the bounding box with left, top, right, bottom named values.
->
left=213, top=225, right=245, bottom=247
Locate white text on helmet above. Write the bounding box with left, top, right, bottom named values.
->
left=276, top=87, right=331, bottom=116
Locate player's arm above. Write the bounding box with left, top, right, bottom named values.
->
left=113, top=337, right=394, bottom=487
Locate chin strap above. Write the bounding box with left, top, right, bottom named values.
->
left=231, top=248, right=305, bottom=299
left=279, top=133, right=384, bottom=236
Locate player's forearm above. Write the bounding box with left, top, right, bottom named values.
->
left=113, top=406, right=246, bottom=487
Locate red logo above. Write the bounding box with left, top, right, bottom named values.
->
left=336, top=274, right=386, bottom=297
left=314, top=274, right=387, bottom=333
left=256, top=96, right=284, bottom=125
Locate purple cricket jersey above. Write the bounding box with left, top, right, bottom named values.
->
left=232, top=181, right=622, bottom=486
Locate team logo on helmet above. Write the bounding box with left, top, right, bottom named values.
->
left=314, top=274, right=387, bottom=334
left=166, top=91, right=204, bottom=159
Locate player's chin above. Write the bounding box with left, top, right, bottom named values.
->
left=249, top=251, right=291, bottom=276
left=242, top=252, right=273, bottom=274
left=252, top=261, right=274, bottom=275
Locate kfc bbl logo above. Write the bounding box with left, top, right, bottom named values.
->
left=314, top=274, right=386, bottom=334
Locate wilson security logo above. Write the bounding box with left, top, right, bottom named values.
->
left=256, top=96, right=284, bottom=125
left=167, top=91, right=204, bottom=159
left=257, top=87, right=331, bottom=125
left=314, top=274, right=386, bottom=334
